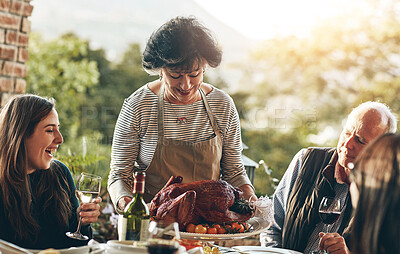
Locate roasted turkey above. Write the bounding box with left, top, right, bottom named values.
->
left=149, top=176, right=255, bottom=229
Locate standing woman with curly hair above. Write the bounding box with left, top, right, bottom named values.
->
left=0, top=95, right=101, bottom=249
left=108, top=16, right=256, bottom=213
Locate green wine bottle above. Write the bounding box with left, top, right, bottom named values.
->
left=118, top=171, right=150, bottom=241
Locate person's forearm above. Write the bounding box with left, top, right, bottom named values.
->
left=107, top=179, right=133, bottom=213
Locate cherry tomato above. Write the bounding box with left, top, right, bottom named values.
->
left=217, top=227, right=226, bottom=234
left=231, top=222, right=241, bottom=230
left=212, top=224, right=221, bottom=230
left=231, top=222, right=245, bottom=233
left=207, top=227, right=217, bottom=234
left=186, top=223, right=196, bottom=233
left=179, top=239, right=203, bottom=250
left=194, top=225, right=207, bottom=234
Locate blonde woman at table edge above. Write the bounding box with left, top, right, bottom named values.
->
left=318, top=133, right=400, bottom=254
left=350, top=133, right=400, bottom=254
left=0, top=94, right=101, bottom=249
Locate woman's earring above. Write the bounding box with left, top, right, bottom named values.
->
left=159, top=76, right=162, bottom=81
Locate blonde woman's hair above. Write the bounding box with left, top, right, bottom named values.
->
left=351, top=133, right=400, bottom=254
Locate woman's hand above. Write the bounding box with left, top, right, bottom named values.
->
left=239, top=184, right=257, bottom=202
left=117, top=196, right=133, bottom=212
left=78, top=197, right=102, bottom=225
left=318, top=232, right=351, bottom=254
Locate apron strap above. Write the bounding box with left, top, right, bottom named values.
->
left=199, top=88, right=222, bottom=138
left=157, top=84, right=165, bottom=139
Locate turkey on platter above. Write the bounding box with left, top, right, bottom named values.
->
left=149, top=176, right=255, bottom=229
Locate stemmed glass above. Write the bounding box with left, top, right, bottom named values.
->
left=147, top=221, right=180, bottom=254
left=311, top=197, right=341, bottom=254
left=66, top=172, right=102, bottom=240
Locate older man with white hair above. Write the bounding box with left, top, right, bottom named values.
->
left=261, top=101, right=397, bottom=254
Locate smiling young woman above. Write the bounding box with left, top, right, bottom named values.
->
left=25, top=108, right=63, bottom=173
left=0, top=94, right=101, bottom=249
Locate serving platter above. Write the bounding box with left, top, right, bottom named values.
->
left=232, top=246, right=302, bottom=254
left=179, top=217, right=272, bottom=241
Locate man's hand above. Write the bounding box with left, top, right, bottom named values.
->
left=318, top=232, right=351, bottom=254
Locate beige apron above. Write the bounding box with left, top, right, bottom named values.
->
left=143, top=85, right=223, bottom=202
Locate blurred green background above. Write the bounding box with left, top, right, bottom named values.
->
left=26, top=0, right=400, bottom=198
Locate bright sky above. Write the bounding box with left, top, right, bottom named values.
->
left=193, top=0, right=366, bottom=39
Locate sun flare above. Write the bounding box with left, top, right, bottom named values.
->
left=194, top=0, right=366, bottom=39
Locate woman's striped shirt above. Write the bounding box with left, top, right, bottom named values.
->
left=107, top=84, right=252, bottom=206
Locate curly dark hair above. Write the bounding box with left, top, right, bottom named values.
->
left=142, top=16, right=222, bottom=73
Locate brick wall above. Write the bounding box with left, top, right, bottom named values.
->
left=0, top=0, right=33, bottom=106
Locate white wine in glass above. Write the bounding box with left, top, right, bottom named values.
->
left=66, top=172, right=101, bottom=240
left=76, top=190, right=99, bottom=204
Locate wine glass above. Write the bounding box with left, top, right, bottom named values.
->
left=66, top=172, right=102, bottom=240
left=311, top=197, right=341, bottom=254
left=147, top=221, right=180, bottom=254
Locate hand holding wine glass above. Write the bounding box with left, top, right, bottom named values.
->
left=311, top=197, right=341, bottom=254
left=66, top=172, right=102, bottom=240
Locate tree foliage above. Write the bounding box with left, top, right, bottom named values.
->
left=233, top=0, right=400, bottom=195
left=82, top=43, right=154, bottom=142
left=27, top=33, right=100, bottom=140
left=26, top=1, right=400, bottom=197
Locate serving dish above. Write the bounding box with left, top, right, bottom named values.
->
left=232, top=246, right=302, bottom=254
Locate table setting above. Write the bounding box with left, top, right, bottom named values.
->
left=95, top=194, right=297, bottom=254
left=0, top=180, right=295, bottom=254
left=0, top=239, right=303, bottom=254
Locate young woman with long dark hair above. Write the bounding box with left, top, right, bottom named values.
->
left=0, top=95, right=101, bottom=249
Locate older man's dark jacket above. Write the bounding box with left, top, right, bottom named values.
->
left=282, top=147, right=353, bottom=252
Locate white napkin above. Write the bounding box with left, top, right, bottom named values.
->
left=252, top=196, right=274, bottom=223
